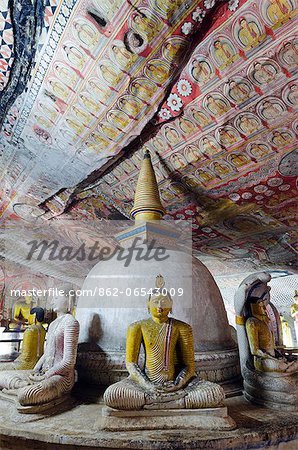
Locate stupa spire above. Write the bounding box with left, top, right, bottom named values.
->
left=131, top=149, right=165, bottom=221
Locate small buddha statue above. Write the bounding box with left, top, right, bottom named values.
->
left=0, top=307, right=46, bottom=371
left=291, top=290, right=298, bottom=344
left=12, top=295, right=35, bottom=328
left=104, top=275, right=225, bottom=410
left=280, top=314, right=293, bottom=348
left=245, top=280, right=298, bottom=373
left=0, top=292, right=79, bottom=410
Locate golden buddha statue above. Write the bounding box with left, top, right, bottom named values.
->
left=12, top=295, right=35, bottom=328
left=241, top=275, right=298, bottom=373
left=235, top=272, right=298, bottom=410
left=104, top=275, right=225, bottom=410
left=1, top=308, right=46, bottom=371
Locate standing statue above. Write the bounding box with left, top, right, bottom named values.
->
left=0, top=293, right=79, bottom=411
left=0, top=307, right=46, bottom=371
left=280, top=314, right=293, bottom=348
left=104, top=275, right=225, bottom=410
left=291, top=290, right=298, bottom=344
left=235, top=272, right=298, bottom=410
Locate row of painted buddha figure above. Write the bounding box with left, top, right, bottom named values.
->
left=0, top=274, right=297, bottom=412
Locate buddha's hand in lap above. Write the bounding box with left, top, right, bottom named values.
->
left=28, top=372, right=46, bottom=382
left=13, top=379, right=28, bottom=389
left=257, top=350, right=275, bottom=360
left=145, top=388, right=186, bottom=403
left=156, top=381, right=183, bottom=392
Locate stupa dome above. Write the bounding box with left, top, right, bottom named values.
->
left=76, top=151, right=239, bottom=386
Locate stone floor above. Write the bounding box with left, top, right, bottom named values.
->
left=0, top=386, right=297, bottom=450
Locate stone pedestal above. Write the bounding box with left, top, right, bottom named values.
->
left=100, top=406, right=237, bottom=431
left=0, top=394, right=297, bottom=449
left=243, top=364, right=298, bottom=412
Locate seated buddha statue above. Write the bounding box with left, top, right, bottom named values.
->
left=0, top=307, right=46, bottom=371
left=12, top=295, right=35, bottom=328
left=244, top=279, right=298, bottom=374
left=0, top=292, right=79, bottom=410
left=235, top=272, right=298, bottom=410
left=104, top=275, right=225, bottom=410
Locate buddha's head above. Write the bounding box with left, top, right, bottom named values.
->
left=148, top=292, right=172, bottom=322
left=147, top=275, right=172, bottom=322
left=74, top=22, right=82, bottom=32
left=118, top=98, right=126, bottom=108
left=52, top=292, right=69, bottom=314
left=24, top=295, right=32, bottom=305
left=132, top=13, right=141, bottom=25
left=248, top=281, right=271, bottom=320
left=250, top=300, right=268, bottom=320
left=239, top=18, right=247, bottom=28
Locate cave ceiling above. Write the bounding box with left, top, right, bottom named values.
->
left=0, top=0, right=297, bottom=279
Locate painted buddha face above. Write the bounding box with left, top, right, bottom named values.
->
left=148, top=293, right=172, bottom=321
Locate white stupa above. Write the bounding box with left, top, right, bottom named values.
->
left=76, top=150, right=240, bottom=387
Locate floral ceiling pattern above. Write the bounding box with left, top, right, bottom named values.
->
left=0, top=0, right=297, bottom=275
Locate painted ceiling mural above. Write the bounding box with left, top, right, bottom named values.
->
left=0, top=0, right=297, bottom=277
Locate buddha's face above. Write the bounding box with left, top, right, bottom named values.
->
left=133, top=14, right=141, bottom=24
left=251, top=300, right=267, bottom=318
left=24, top=295, right=32, bottom=305
left=52, top=294, right=68, bottom=313
left=148, top=294, right=172, bottom=321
